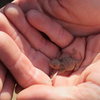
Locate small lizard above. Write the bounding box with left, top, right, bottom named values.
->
left=49, top=54, right=81, bottom=79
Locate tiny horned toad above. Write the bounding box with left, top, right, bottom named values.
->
left=49, top=54, right=81, bottom=75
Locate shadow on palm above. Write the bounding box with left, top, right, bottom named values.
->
left=2, top=3, right=100, bottom=88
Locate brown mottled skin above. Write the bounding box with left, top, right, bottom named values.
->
left=49, top=55, right=81, bottom=74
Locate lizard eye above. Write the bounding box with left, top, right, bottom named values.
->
left=49, top=59, right=61, bottom=69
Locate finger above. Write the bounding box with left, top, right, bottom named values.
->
left=63, top=37, right=86, bottom=60
left=53, top=60, right=100, bottom=87
left=4, top=3, right=59, bottom=58
left=0, top=62, right=7, bottom=92
left=0, top=12, right=50, bottom=74
left=26, top=9, right=74, bottom=48
left=0, top=74, right=15, bottom=100
left=0, top=31, right=51, bottom=88
left=50, top=38, right=86, bottom=86
left=17, top=85, right=67, bottom=100
left=0, top=12, right=30, bottom=54
left=81, top=34, right=100, bottom=68
left=80, top=60, right=100, bottom=86
left=93, top=53, right=100, bottom=63
left=17, top=83, right=100, bottom=100
left=12, top=0, right=37, bottom=12
left=0, top=12, right=18, bottom=40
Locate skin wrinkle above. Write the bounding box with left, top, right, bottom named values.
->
left=46, top=0, right=70, bottom=22
left=26, top=1, right=94, bottom=77
left=0, top=33, right=21, bottom=67
left=0, top=12, right=30, bottom=55
left=14, top=34, right=32, bottom=55
left=0, top=32, right=22, bottom=70
left=21, top=0, right=94, bottom=69
left=39, top=0, right=82, bottom=26
left=0, top=31, right=51, bottom=88
left=81, top=34, right=100, bottom=69
left=72, top=76, right=100, bottom=99
left=38, top=0, right=100, bottom=36
left=26, top=9, right=73, bottom=48
left=81, top=37, right=87, bottom=69
left=27, top=0, right=100, bottom=37
left=3, top=14, right=49, bottom=59
left=57, top=0, right=82, bottom=24
left=39, top=0, right=100, bottom=28
left=10, top=53, right=22, bottom=71
left=78, top=38, right=87, bottom=69
left=4, top=4, right=59, bottom=58
left=1, top=2, right=100, bottom=99
left=87, top=72, right=100, bottom=86
left=57, top=0, right=97, bottom=25
left=38, top=0, right=67, bottom=23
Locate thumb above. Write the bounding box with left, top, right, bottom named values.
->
left=17, top=83, right=100, bottom=100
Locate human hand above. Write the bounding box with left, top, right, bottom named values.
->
left=1, top=0, right=97, bottom=99
left=11, top=14, right=100, bottom=99
left=12, top=2, right=100, bottom=99
left=17, top=15, right=100, bottom=99
left=0, top=3, right=62, bottom=88
left=0, top=64, right=15, bottom=100
left=0, top=3, right=16, bottom=100
left=17, top=59, right=100, bottom=100
left=14, top=0, right=100, bottom=36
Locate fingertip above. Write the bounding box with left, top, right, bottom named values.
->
left=4, top=3, right=24, bottom=20
left=26, top=9, right=74, bottom=48
left=4, top=3, right=17, bottom=14
left=26, top=9, right=45, bottom=30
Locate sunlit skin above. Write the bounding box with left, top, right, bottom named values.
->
left=0, top=0, right=100, bottom=99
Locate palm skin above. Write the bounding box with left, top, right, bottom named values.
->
left=15, top=0, right=100, bottom=36
left=19, top=15, right=100, bottom=99
left=1, top=0, right=100, bottom=99
left=0, top=4, right=59, bottom=88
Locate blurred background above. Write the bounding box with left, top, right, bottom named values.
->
left=0, top=0, right=13, bottom=8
